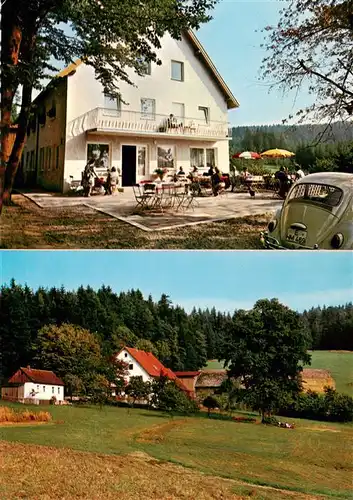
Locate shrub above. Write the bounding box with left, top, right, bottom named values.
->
left=279, top=387, right=353, bottom=422
left=262, top=415, right=280, bottom=426
left=151, top=377, right=199, bottom=415
left=203, top=395, right=219, bottom=417
left=232, top=416, right=257, bottom=423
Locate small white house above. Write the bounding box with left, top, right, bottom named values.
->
left=1, top=366, right=65, bottom=403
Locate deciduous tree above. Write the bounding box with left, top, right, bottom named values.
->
left=260, top=0, right=353, bottom=125
left=222, top=299, right=311, bottom=421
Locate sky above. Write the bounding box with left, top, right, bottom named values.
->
left=1, top=251, right=352, bottom=313
left=196, top=0, right=313, bottom=126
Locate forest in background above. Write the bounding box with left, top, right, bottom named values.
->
left=230, top=122, right=353, bottom=173
left=1, top=281, right=352, bottom=384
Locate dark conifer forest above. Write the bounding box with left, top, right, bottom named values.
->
left=1, top=280, right=352, bottom=383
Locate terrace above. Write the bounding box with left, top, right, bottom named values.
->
left=67, top=107, right=232, bottom=141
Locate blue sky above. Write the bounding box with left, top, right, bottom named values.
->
left=196, top=0, right=313, bottom=126
left=1, top=251, right=352, bottom=313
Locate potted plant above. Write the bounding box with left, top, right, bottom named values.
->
left=154, top=168, right=168, bottom=181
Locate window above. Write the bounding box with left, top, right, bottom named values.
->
left=43, top=386, right=46, bottom=392
left=26, top=152, right=30, bottom=171
left=47, top=147, right=52, bottom=170
left=103, top=94, right=121, bottom=117
left=172, top=102, right=185, bottom=123
left=30, top=151, right=34, bottom=171
left=288, top=183, right=343, bottom=208
left=190, top=148, right=205, bottom=169
left=137, top=57, right=151, bottom=76
left=171, top=60, right=184, bottom=81
left=129, top=364, right=133, bottom=370
left=39, top=148, right=45, bottom=172
left=55, top=146, right=60, bottom=169
left=124, top=352, right=128, bottom=357
left=58, top=387, right=60, bottom=394
left=206, top=148, right=216, bottom=168
left=52, top=387, right=54, bottom=394
left=138, top=146, right=147, bottom=176
left=37, top=385, right=39, bottom=390
left=157, top=146, right=174, bottom=170
left=198, top=106, right=210, bottom=124
left=140, top=98, right=155, bottom=120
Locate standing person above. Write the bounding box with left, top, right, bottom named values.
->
left=241, top=166, right=255, bottom=197
left=211, top=167, right=223, bottom=196
left=82, top=159, right=97, bottom=197
left=275, top=166, right=290, bottom=199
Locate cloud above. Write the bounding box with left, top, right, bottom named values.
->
left=174, top=288, right=353, bottom=313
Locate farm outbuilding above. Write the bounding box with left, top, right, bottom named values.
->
left=1, top=366, right=65, bottom=404
left=301, top=368, right=336, bottom=393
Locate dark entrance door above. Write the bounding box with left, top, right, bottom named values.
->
left=121, top=145, right=137, bottom=186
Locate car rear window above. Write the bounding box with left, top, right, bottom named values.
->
left=288, top=183, right=343, bottom=207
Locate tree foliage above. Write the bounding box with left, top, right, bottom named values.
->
left=221, top=299, right=312, bottom=420
left=202, top=395, right=219, bottom=416
left=1, top=281, right=352, bottom=387
left=260, top=0, right=353, bottom=124
left=125, top=376, right=151, bottom=406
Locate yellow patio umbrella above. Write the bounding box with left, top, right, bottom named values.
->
left=261, top=148, right=295, bottom=158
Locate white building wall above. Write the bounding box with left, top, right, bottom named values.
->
left=116, top=349, right=153, bottom=384
left=66, top=33, right=229, bottom=124
left=63, top=32, right=232, bottom=187
left=23, top=382, right=64, bottom=401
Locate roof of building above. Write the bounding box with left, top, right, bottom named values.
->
left=195, top=370, right=228, bottom=388
left=174, top=371, right=201, bottom=378
left=8, top=367, right=65, bottom=386
left=301, top=368, right=333, bottom=379
left=33, top=31, right=238, bottom=109
left=121, top=347, right=191, bottom=394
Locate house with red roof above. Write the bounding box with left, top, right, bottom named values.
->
left=1, top=366, right=65, bottom=403
left=116, top=347, right=192, bottom=397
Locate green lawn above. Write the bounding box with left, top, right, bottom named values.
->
left=206, top=351, right=353, bottom=396
left=0, top=402, right=352, bottom=498
left=306, top=351, right=353, bottom=396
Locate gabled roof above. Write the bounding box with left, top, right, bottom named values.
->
left=35, top=30, right=238, bottom=110
left=195, top=369, right=228, bottom=388
left=120, top=347, right=190, bottom=393
left=8, top=367, right=65, bottom=386
left=185, top=30, right=239, bottom=109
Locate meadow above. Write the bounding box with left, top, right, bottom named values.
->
left=0, top=401, right=352, bottom=499
left=207, top=351, right=353, bottom=396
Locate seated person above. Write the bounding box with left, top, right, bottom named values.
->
left=241, top=167, right=255, bottom=197
left=177, top=166, right=185, bottom=177
left=241, top=166, right=250, bottom=179
left=211, top=167, right=224, bottom=196
left=295, top=164, right=305, bottom=179
left=188, top=166, right=198, bottom=180
left=167, top=114, right=178, bottom=128
left=207, top=165, right=214, bottom=177
left=105, top=166, right=118, bottom=195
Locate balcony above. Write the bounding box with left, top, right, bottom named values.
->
left=67, top=107, right=232, bottom=141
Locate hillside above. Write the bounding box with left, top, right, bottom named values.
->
left=231, top=122, right=353, bottom=152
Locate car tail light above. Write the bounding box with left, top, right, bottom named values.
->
left=331, top=233, right=344, bottom=249
left=268, top=220, right=277, bottom=232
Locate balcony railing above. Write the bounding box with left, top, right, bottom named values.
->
left=67, top=107, right=231, bottom=140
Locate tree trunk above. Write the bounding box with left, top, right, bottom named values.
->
left=1, top=83, right=32, bottom=209
left=0, top=22, right=22, bottom=213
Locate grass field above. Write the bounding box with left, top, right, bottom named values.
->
left=207, top=351, right=353, bottom=396
left=0, top=195, right=268, bottom=249
left=0, top=402, right=352, bottom=499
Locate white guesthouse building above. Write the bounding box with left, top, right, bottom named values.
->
left=20, top=30, right=239, bottom=192
left=1, top=367, right=65, bottom=404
